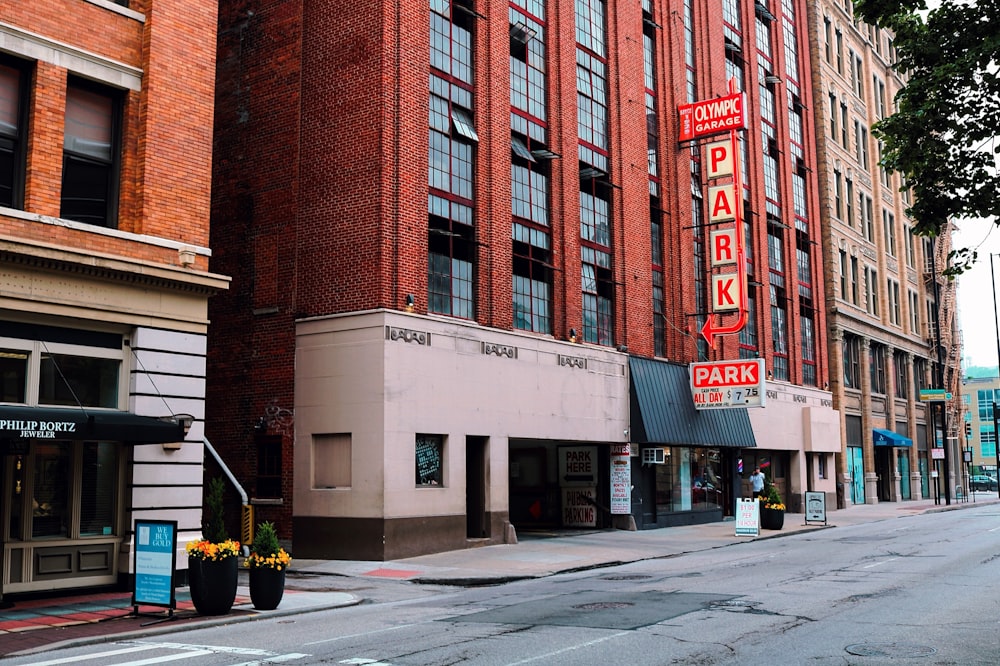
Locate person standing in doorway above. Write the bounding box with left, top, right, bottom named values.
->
left=750, top=467, right=766, bottom=499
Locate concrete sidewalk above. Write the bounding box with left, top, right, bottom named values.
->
left=2, top=495, right=993, bottom=658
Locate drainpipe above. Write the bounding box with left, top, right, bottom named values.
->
left=202, top=437, right=253, bottom=552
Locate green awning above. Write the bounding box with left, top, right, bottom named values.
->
left=629, top=356, right=756, bottom=448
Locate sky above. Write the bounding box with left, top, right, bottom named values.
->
left=953, top=219, right=1000, bottom=369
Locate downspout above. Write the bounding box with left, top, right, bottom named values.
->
left=203, top=437, right=253, bottom=552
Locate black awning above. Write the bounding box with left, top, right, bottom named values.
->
left=0, top=405, right=184, bottom=446
left=873, top=428, right=913, bottom=447
left=629, top=356, right=756, bottom=448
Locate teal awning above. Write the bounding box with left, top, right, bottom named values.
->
left=873, top=428, right=913, bottom=447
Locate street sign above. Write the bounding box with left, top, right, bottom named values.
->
left=690, top=359, right=766, bottom=410
left=919, top=389, right=952, bottom=402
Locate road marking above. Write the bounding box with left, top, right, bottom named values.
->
left=19, top=645, right=164, bottom=666
left=863, top=557, right=899, bottom=568
left=304, top=623, right=416, bottom=646
left=505, top=631, right=631, bottom=665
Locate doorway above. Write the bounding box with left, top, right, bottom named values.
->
left=465, top=436, right=488, bottom=539
left=847, top=446, right=865, bottom=504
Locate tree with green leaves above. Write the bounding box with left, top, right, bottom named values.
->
left=854, top=0, right=1000, bottom=274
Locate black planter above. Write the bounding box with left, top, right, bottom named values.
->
left=188, top=555, right=238, bottom=615
left=760, top=507, right=785, bottom=530
left=249, top=567, right=286, bottom=610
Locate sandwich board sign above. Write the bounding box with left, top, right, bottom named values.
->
left=735, top=498, right=760, bottom=536
left=132, top=519, right=178, bottom=616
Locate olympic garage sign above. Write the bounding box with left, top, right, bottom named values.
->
left=678, top=92, right=746, bottom=143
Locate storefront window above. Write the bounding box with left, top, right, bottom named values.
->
left=0, top=348, right=28, bottom=402
left=80, top=442, right=117, bottom=536
left=654, top=447, right=723, bottom=513
left=32, top=443, right=71, bottom=538
left=39, top=353, right=120, bottom=408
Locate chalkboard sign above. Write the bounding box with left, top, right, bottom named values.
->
left=416, top=435, right=442, bottom=485
left=132, top=520, right=177, bottom=611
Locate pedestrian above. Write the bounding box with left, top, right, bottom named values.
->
left=750, top=466, right=765, bottom=499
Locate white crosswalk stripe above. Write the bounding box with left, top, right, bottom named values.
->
left=17, top=641, right=310, bottom=666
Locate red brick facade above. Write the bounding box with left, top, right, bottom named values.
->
left=208, top=0, right=829, bottom=541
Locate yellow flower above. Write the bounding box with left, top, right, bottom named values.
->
left=186, top=538, right=241, bottom=561
left=244, top=547, right=292, bottom=570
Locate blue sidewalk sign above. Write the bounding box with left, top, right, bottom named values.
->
left=132, top=520, right=177, bottom=613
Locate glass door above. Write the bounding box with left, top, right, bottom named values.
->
left=847, top=446, right=865, bottom=504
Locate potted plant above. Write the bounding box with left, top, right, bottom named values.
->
left=186, top=477, right=240, bottom=615
left=758, top=483, right=786, bottom=530
left=245, top=521, right=291, bottom=610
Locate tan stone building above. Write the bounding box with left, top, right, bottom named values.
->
left=806, top=0, right=962, bottom=505
left=0, top=0, right=227, bottom=597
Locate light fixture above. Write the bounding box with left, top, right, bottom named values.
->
left=765, top=75, right=782, bottom=85
left=569, top=328, right=578, bottom=343
left=616, top=344, right=628, bottom=353
left=767, top=371, right=774, bottom=381
left=162, top=413, right=194, bottom=451
left=405, top=294, right=415, bottom=313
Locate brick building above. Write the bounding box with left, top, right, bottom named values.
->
left=0, top=0, right=226, bottom=597
left=208, top=0, right=840, bottom=560
left=806, top=0, right=962, bottom=505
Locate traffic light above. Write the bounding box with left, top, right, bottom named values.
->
left=965, top=422, right=972, bottom=438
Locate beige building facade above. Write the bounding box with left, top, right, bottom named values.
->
left=807, top=0, right=962, bottom=506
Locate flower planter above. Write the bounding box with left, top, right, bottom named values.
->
left=760, top=507, right=785, bottom=530
left=188, top=555, right=238, bottom=615
left=249, top=567, right=286, bottom=610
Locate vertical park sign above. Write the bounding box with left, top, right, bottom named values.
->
left=678, top=81, right=748, bottom=349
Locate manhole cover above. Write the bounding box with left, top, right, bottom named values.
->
left=601, top=574, right=652, bottom=581
left=572, top=601, right=635, bottom=611
left=845, top=642, right=937, bottom=657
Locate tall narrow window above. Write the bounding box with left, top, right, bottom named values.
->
left=511, top=2, right=553, bottom=335
left=61, top=80, right=120, bottom=228
left=0, top=57, right=27, bottom=209
left=429, top=1, right=477, bottom=319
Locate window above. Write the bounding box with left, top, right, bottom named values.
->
left=854, top=119, right=868, bottom=169
left=850, top=255, right=859, bottom=305
left=843, top=333, right=861, bottom=389
left=864, top=265, right=879, bottom=316
left=829, top=92, right=838, bottom=141
left=904, top=225, right=915, bottom=267
left=0, top=348, right=28, bottom=402
left=839, top=249, right=848, bottom=299
left=908, top=289, right=920, bottom=333
left=894, top=350, right=908, bottom=398
left=869, top=342, right=886, bottom=394
left=256, top=435, right=282, bottom=499
left=770, top=284, right=788, bottom=381
left=428, top=52, right=477, bottom=319
left=913, top=357, right=928, bottom=391
left=0, top=57, right=27, bottom=209
left=882, top=209, right=896, bottom=256
left=860, top=193, right=874, bottom=241
left=581, top=244, right=613, bottom=345
left=416, top=434, right=444, bottom=486
left=845, top=175, right=854, bottom=226
left=61, top=79, right=121, bottom=228
left=887, top=278, right=900, bottom=325
left=312, top=433, right=351, bottom=489
left=513, top=223, right=553, bottom=334
left=833, top=168, right=842, bottom=219
left=800, top=310, right=816, bottom=386
left=823, top=17, right=832, bottom=63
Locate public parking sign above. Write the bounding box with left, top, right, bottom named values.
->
left=690, top=359, right=766, bottom=410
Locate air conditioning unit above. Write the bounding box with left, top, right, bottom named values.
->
left=642, top=448, right=666, bottom=464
